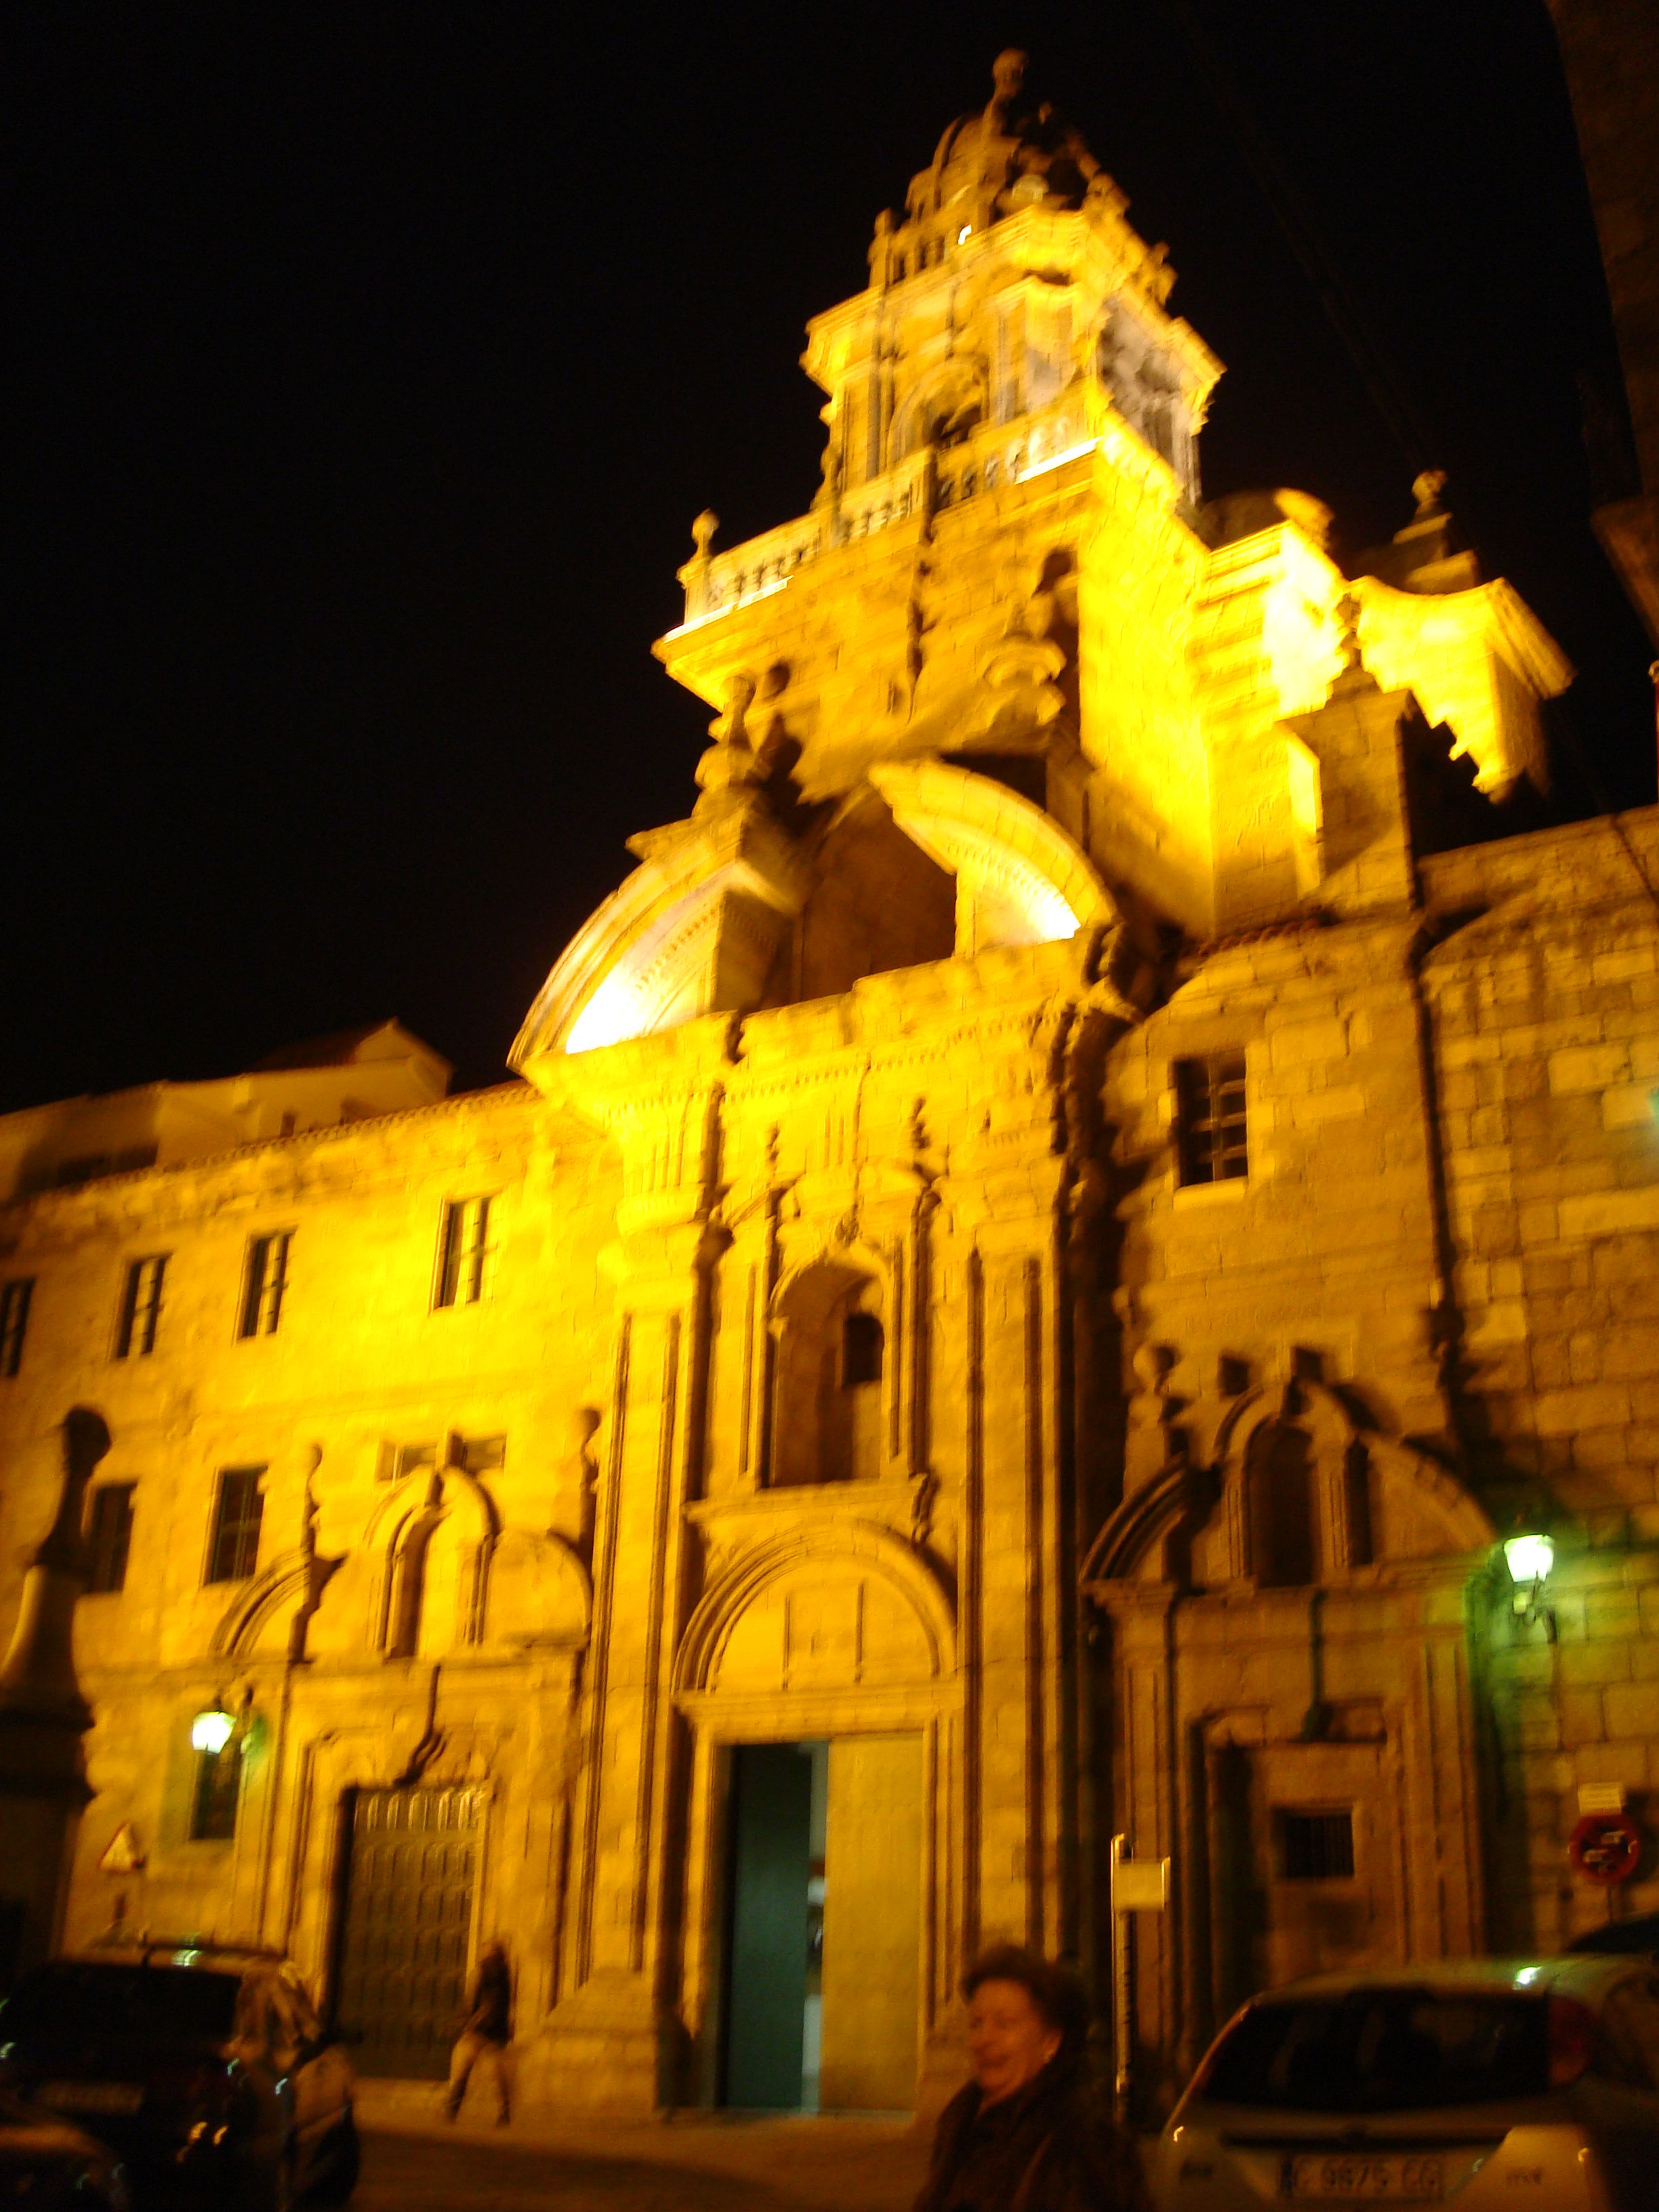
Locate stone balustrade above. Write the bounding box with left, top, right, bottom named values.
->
left=672, top=396, right=1097, bottom=632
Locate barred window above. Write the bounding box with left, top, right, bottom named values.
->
left=239, top=1233, right=291, bottom=1338
left=375, top=1434, right=506, bottom=1482
left=87, top=1484, right=136, bottom=1594
left=0, top=1279, right=33, bottom=1378
left=1277, top=1809, right=1355, bottom=1881
left=435, top=1197, right=495, bottom=1308
left=205, top=1467, right=265, bottom=1583
left=114, top=1255, right=169, bottom=1358
left=1174, top=1054, right=1248, bottom=1185
left=190, top=1737, right=244, bottom=1841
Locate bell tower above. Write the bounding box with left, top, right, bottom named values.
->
left=636, top=49, right=1233, bottom=975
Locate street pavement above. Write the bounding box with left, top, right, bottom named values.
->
left=354, top=2089, right=930, bottom=2211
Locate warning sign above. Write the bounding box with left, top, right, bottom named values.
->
left=97, top=1822, right=144, bottom=1875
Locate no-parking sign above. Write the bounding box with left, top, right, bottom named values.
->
left=1568, top=1812, right=1642, bottom=1884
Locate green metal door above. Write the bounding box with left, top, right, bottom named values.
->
left=333, top=1786, right=480, bottom=2078
left=722, top=1744, right=814, bottom=2109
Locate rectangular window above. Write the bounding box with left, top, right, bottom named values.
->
left=0, top=1279, right=33, bottom=1378
left=189, top=1738, right=243, bottom=1841
left=86, top=1484, right=136, bottom=1594
left=114, top=1254, right=169, bottom=1358
left=1277, top=1809, right=1355, bottom=1881
left=1175, top=1054, right=1248, bottom=1185
left=239, top=1233, right=291, bottom=1338
left=205, top=1467, right=265, bottom=1583
left=435, top=1197, right=495, bottom=1308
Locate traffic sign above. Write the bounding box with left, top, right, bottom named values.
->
left=1568, top=1812, right=1642, bottom=1885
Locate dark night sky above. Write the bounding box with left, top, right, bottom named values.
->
left=8, top=1, right=1654, bottom=1114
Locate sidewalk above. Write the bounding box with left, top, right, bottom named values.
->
left=355, top=2080, right=932, bottom=2211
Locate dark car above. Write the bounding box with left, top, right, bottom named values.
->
left=0, top=1944, right=356, bottom=2211
left=1565, top=1910, right=1659, bottom=1961
left=0, top=2084, right=129, bottom=2209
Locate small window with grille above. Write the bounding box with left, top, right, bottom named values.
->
left=1277, top=1809, right=1355, bottom=1881
left=435, top=1197, right=495, bottom=1308
left=239, top=1233, right=291, bottom=1338
left=1174, top=1054, right=1248, bottom=1185
left=205, top=1467, right=265, bottom=1584
left=1, top=1279, right=35, bottom=1378
left=114, top=1255, right=169, bottom=1358
left=86, top=1483, right=136, bottom=1594
left=375, top=1434, right=506, bottom=1482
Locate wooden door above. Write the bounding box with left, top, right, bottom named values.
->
left=332, top=1786, right=480, bottom=2078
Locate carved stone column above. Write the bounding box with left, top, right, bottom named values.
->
left=1088, top=1580, right=1185, bottom=2100
left=945, top=1060, right=1078, bottom=1965
left=517, top=1024, right=730, bottom=2113
left=0, top=1408, right=110, bottom=1980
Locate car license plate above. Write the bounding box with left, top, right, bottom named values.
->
left=37, top=2081, right=145, bottom=2116
left=1288, top=2154, right=1443, bottom=2200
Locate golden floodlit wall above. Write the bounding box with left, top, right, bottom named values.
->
left=4, top=52, right=1659, bottom=2121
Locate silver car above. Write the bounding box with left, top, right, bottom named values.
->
left=1150, top=1957, right=1659, bottom=2211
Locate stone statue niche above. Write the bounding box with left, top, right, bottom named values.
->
left=770, top=1263, right=886, bottom=1489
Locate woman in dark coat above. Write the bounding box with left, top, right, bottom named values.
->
left=914, top=1947, right=1149, bottom=2212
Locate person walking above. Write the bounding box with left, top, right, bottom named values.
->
left=445, top=1940, right=512, bottom=2125
left=914, top=1946, right=1148, bottom=2212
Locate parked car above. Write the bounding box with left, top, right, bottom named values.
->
left=1149, top=1957, right=1659, bottom=2211
left=1565, top=1911, right=1659, bottom=1962
left=0, top=1942, right=357, bottom=2210
left=0, top=2083, right=129, bottom=2209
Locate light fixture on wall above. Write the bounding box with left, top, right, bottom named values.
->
left=1503, top=1528, right=1556, bottom=1635
left=190, top=1706, right=236, bottom=1755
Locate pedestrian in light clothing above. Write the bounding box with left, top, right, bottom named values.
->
left=914, top=1946, right=1148, bottom=2212
left=445, top=1941, right=512, bottom=2125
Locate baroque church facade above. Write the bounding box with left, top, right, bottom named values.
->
left=4, top=56, right=1659, bottom=2117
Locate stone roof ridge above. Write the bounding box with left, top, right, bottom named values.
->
left=0, top=1079, right=539, bottom=1212
left=250, top=1017, right=451, bottom=1075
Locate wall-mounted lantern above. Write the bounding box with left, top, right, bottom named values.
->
left=189, top=1706, right=236, bottom=1755
left=1504, top=1528, right=1556, bottom=1635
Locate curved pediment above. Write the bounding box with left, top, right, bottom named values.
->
left=510, top=756, right=1119, bottom=1084
left=869, top=757, right=1118, bottom=955
left=510, top=798, right=806, bottom=1075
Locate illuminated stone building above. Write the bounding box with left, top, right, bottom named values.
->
left=3, top=55, right=1658, bottom=2116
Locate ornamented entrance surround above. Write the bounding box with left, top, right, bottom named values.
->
left=1084, top=1376, right=1496, bottom=2102
left=672, top=1520, right=959, bottom=2107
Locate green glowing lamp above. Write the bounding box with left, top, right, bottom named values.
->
left=1503, top=1531, right=1555, bottom=1589
left=190, top=1708, right=235, bottom=1755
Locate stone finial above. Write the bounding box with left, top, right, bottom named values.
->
left=33, top=1408, right=112, bottom=1578
left=567, top=1406, right=602, bottom=1564
left=1411, top=468, right=1448, bottom=519
left=1329, top=593, right=1378, bottom=697
left=987, top=47, right=1029, bottom=131
left=708, top=670, right=755, bottom=749
left=695, top=672, right=765, bottom=813
left=691, top=510, right=718, bottom=560
left=0, top=1406, right=112, bottom=1718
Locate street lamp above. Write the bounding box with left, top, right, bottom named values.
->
left=1504, top=1529, right=1555, bottom=1632
left=190, top=1707, right=235, bottom=1755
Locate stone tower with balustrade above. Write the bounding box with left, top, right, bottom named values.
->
left=7, top=52, right=1656, bottom=2130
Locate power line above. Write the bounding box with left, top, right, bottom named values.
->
left=1161, top=0, right=1435, bottom=477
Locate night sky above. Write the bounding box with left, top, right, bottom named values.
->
left=9, top=1, right=1654, bottom=1115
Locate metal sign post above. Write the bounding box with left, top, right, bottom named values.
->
left=1109, top=1834, right=1170, bottom=2121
